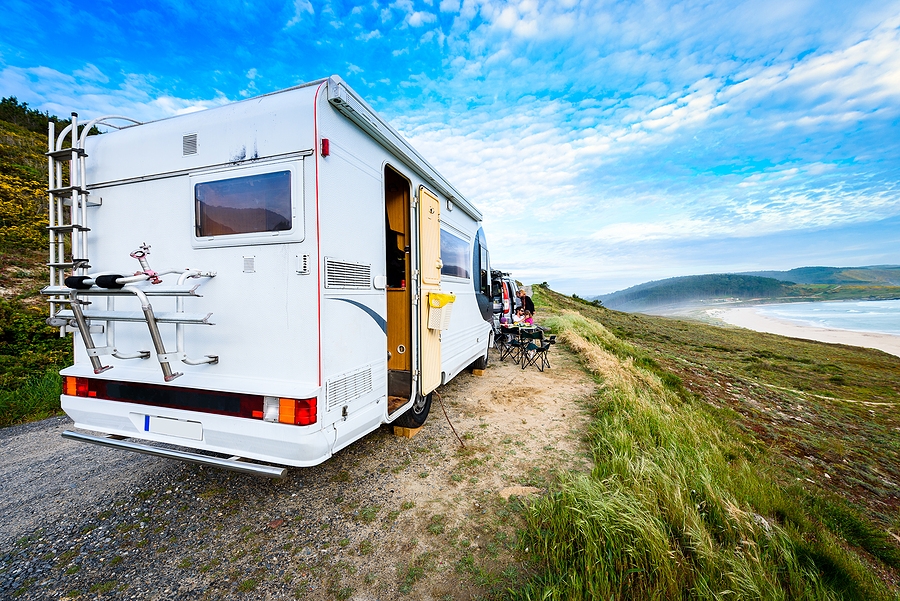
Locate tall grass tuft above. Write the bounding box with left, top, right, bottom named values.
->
left=0, top=370, right=62, bottom=427
left=512, top=311, right=892, bottom=600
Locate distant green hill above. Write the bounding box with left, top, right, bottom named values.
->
left=743, top=265, right=900, bottom=286
left=598, top=274, right=792, bottom=311
left=598, top=267, right=900, bottom=312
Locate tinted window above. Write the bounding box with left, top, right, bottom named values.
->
left=472, top=228, right=490, bottom=295
left=195, top=171, right=291, bottom=237
left=440, top=230, right=470, bottom=278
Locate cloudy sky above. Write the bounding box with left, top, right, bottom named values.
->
left=2, top=0, right=900, bottom=294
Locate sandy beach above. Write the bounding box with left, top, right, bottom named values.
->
left=711, top=306, right=900, bottom=358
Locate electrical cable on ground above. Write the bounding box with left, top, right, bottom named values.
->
left=434, top=391, right=465, bottom=448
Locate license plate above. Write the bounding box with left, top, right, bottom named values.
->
left=144, top=415, right=203, bottom=440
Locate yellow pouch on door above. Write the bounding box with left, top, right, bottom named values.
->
left=427, top=292, right=456, bottom=330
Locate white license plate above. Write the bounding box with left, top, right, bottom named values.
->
left=144, top=415, right=203, bottom=440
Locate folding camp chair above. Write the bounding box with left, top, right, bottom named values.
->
left=520, top=329, right=555, bottom=371
left=498, top=325, right=524, bottom=363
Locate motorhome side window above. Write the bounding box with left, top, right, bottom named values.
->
left=472, top=227, right=490, bottom=295
left=195, top=171, right=291, bottom=237
left=440, top=229, right=470, bottom=278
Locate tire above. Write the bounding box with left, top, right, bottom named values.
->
left=472, top=336, right=491, bottom=371
left=394, top=392, right=432, bottom=428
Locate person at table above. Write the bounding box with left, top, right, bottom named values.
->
left=518, top=288, right=535, bottom=313
left=512, top=307, right=525, bottom=324
left=523, top=310, right=534, bottom=326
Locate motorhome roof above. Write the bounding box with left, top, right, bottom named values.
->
left=322, top=76, right=482, bottom=221
left=87, top=76, right=482, bottom=222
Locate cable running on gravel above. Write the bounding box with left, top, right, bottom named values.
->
left=434, top=391, right=465, bottom=448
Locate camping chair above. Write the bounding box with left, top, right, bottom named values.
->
left=520, top=329, right=554, bottom=371
left=498, top=325, right=524, bottom=363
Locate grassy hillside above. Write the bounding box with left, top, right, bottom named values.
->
left=0, top=104, right=71, bottom=426
left=512, top=286, right=899, bottom=599
left=747, top=266, right=900, bottom=286
left=600, top=271, right=900, bottom=311
left=600, top=273, right=793, bottom=311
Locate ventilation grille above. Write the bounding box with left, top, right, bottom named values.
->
left=325, top=258, right=371, bottom=289
left=183, top=133, right=198, bottom=156
left=326, top=367, right=373, bottom=409
left=243, top=256, right=255, bottom=273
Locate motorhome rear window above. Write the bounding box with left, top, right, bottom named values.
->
left=440, top=230, right=470, bottom=279
left=195, top=171, right=291, bottom=237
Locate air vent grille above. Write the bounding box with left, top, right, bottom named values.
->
left=326, top=367, right=372, bottom=409
left=183, top=133, right=198, bottom=156
left=325, top=258, right=371, bottom=289
left=243, top=256, right=255, bottom=273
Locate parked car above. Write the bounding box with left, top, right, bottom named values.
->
left=491, top=270, right=518, bottom=328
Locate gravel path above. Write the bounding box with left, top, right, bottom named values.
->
left=0, top=350, right=594, bottom=600
left=0, top=416, right=165, bottom=552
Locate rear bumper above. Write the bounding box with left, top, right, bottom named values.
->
left=62, top=395, right=335, bottom=467
left=62, top=430, right=287, bottom=478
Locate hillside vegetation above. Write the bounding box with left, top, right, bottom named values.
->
left=599, top=273, right=792, bottom=311
left=748, top=265, right=900, bottom=286
left=0, top=99, right=71, bottom=426
left=513, top=286, right=899, bottom=599
left=600, top=271, right=900, bottom=312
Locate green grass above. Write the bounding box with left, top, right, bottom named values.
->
left=237, top=578, right=258, bottom=592
left=510, top=293, right=899, bottom=600
left=0, top=370, right=62, bottom=427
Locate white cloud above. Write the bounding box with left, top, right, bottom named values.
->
left=357, top=29, right=382, bottom=41
left=0, top=64, right=231, bottom=123
left=72, top=63, right=109, bottom=84
left=407, top=11, right=437, bottom=27
left=239, top=68, right=260, bottom=98
left=285, top=0, right=314, bottom=27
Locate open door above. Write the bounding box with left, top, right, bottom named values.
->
left=418, top=186, right=442, bottom=394
left=385, top=167, right=412, bottom=413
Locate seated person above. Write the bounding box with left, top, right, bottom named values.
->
left=512, top=307, right=525, bottom=324
left=523, top=310, right=534, bottom=325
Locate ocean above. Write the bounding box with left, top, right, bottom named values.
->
left=755, top=299, right=900, bottom=336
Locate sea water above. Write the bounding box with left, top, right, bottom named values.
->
left=756, top=299, right=900, bottom=336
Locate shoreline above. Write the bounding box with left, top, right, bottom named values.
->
left=710, top=306, right=900, bottom=358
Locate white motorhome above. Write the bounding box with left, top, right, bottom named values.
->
left=43, top=76, right=494, bottom=477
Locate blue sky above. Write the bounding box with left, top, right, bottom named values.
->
left=3, top=0, right=900, bottom=294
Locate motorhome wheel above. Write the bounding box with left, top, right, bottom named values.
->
left=472, top=336, right=491, bottom=370
left=394, top=392, right=432, bottom=428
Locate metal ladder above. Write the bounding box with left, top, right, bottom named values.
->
left=43, top=115, right=218, bottom=382
left=46, top=113, right=141, bottom=319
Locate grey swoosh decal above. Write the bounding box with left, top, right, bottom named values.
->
left=331, top=298, right=387, bottom=334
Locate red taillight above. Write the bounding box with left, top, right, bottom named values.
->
left=64, top=376, right=96, bottom=397
left=276, top=397, right=316, bottom=425
left=264, top=397, right=317, bottom=425
left=295, top=398, right=316, bottom=426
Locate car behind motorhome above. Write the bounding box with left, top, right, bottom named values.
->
left=43, top=76, right=493, bottom=477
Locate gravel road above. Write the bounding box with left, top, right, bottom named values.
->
left=0, top=351, right=594, bottom=600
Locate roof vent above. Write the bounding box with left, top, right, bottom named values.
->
left=183, top=133, right=198, bottom=156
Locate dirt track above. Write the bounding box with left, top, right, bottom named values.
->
left=0, top=347, right=594, bottom=600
